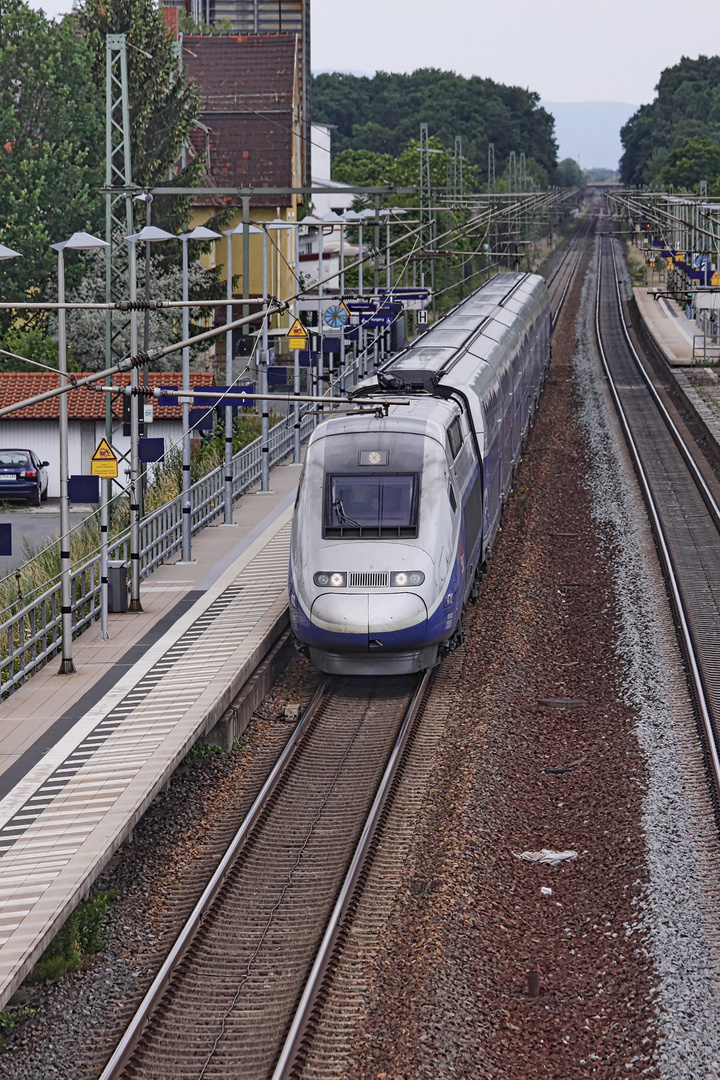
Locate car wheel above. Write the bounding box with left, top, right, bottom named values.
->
left=31, top=486, right=41, bottom=507
left=41, top=485, right=48, bottom=502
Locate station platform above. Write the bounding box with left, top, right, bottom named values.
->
left=0, top=460, right=300, bottom=1009
left=633, top=286, right=720, bottom=458
left=633, top=287, right=696, bottom=366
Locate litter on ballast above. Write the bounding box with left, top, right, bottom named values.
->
left=540, top=886, right=553, bottom=896
left=513, top=848, right=578, bottom=865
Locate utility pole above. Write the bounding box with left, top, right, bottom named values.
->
left=104, top=33, right=133, bottom=628
left=454, top=136, right=463, bottom=203
left=508, top=151, right=517, bottom=268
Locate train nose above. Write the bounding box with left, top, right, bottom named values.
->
left=311, top=592, right=428, bottom=649
left=312, top=593, right=369, bottom=641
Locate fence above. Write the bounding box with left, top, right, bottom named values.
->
left=0, top=411, right=315, bottom=700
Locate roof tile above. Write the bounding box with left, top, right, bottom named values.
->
left=0, top=372, right=214, bottom=421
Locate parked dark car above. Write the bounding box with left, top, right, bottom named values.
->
left=0, top=450, right=49, bottom=506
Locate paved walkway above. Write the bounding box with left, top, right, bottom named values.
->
left=0, top=461, right=300, bottom=1008
left=634, top=287, right=696, bottom=365
left=633, top=286, right=720, bottom=454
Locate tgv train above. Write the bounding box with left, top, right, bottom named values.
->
left=289, top=273, right=552, bottom=675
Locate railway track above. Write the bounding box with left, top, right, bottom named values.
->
left=544, top=215, right=593, bottom=324
left=595, top=224, right=720, bottom=799
left=96, top=231, right=589, bottom=1080
left=99, top=672, right=431, bottom=1080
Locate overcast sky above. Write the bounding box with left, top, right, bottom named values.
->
left=27, top=0, right=712, bottom=107
left=312, top=0, right=710, bottom=106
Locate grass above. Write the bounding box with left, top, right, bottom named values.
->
left=26, top=888, right=118, bottom=985
left=0, top=888, right=117, bottom=1047
left=625, top=241, right=646, bottom=285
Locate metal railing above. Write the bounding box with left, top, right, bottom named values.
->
left=0, top=411, right=314, bottom=700
left=692, top=334, right=720, bottom=365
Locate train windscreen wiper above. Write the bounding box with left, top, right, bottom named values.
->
left=333, top=498, right=362, bottom=530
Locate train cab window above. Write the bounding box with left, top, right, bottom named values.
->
left=448, top=417, right=463, bottom=459
left=325, top=474, right=418, bottom=538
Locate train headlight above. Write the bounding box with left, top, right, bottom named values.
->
left=391, top=571, right=425, bottom=587
left=313, top=571, right=347, bottom=588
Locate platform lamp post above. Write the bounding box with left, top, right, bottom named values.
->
left=125, top=226, right=177, bottom=603
left=259, top=223, right=272, bottom=490
left=266, top=219, right=298, bottom=460
left=342, top=210, right=364, bottom=386
left=298, top=215, right=324, bottom=422
left=223, top=222, right=261, bottom=521
left=50, top=231, right=109, bottom=673
left=177, top=227, right=222, bottom=551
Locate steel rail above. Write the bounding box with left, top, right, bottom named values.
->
left=549, top=219, right=592, bottom=328
left=545, top=217, right=588, bottom=293
left=97, top=676, right=331, bottom=1080
left=594, top=232, right=720, bottom=799
left=271, top=668, right=432, bottom=1079
left=607, top=238, right=720, bottom=529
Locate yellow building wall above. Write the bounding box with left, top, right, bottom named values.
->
left=190, top=204, right=300, bottom=310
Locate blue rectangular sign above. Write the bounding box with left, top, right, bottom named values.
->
left=195, top=385, right=256, bottom=408
left=139, top=438, right=165, bottom=463
left=69, top=475, right=100, bottom=504
left=157, top=386, right=181, bottom=408
left=189, top=408, right=214, bottom=431
left=0, top=524, right=11, bottom=557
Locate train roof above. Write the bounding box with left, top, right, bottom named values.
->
left=376, top=272, right=548, bottom=395
left=306, top=395, right=458, bottom=449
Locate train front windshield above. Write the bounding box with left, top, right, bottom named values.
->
left=325, top=474, right=418, bottom=537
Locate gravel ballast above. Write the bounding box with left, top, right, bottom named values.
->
left=337, top=240, right=720, bottom=1078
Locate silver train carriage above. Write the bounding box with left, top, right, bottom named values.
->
left=289, top=272, right=552, bottom=675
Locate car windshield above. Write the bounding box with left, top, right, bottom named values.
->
left=0, top=452, right=30, bottom=467
left=326, top=474, right=418, bottom=537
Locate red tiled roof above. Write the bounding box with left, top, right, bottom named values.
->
left=183, top=35, right=297, bottom=206
left=0, top=372, right=214, bottom=421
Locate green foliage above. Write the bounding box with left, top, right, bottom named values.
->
left=658, top=136, right=720, bottom=192
left=556, top=158, right=584, bottom=188
left=0, top=327, right=60, bottom=372
left=313, top=68, right=558, bottom=181
left=0, top=1003, right=36, bottom=1042
left=60, top=243, right=220, bottom=372
left=620, top=55, right=720, bottom=187
left=179, top=12, right=233, bottom=35
left=0, top=1, right=105, bottom=334
left=27, top=889, right=117, bottom=984
left=333, top=137, right=479, bottom=195
left=583, top=167, right=619, bottom=183
left=183, top=739, right=224, bottom=763
left=78, top=0, right=203, bottom=236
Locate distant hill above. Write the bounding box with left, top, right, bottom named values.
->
left=542, top=101, right=637, bottom=170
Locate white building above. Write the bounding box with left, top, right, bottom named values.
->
left=0, top=372, right=214, bottom=498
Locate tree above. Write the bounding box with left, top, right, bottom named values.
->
left=556, top=158, right=584, bottom=187
left=78, top=0, right=203, bottom=236
left=313, top=69, right=558, bottom=181
left=0, top=1, right=105, bottom=334
left=658, top=136, right=720, bottom=191
left=620, top=55, right=720, bottom=187
left=62, top=245, right=217, bottom=371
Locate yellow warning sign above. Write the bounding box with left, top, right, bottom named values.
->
left=91, top=437, right=118, bottom=479
left=287, top=317, right=308, bottom=351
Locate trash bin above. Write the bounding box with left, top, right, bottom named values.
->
left=107, top=560, right=129, bottom=613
